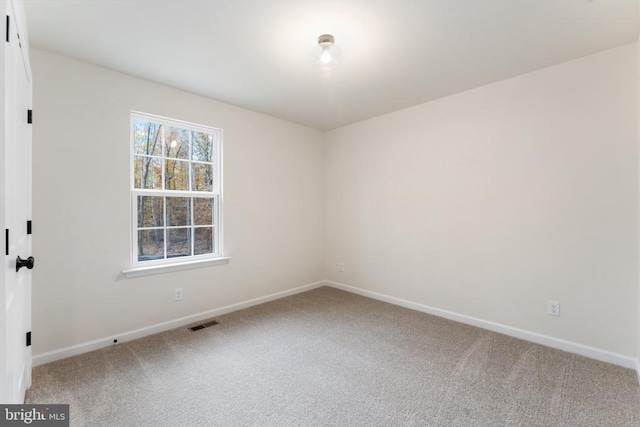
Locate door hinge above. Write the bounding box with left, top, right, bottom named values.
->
left=27, top=109, right=32, bottom=124
left=5, top=229, right=8, bottom=255
left=5, top=16, right=9, bottom=43
left=27, top=220, right=32, bottom=235
left=26, top=332, right=31, bottom=347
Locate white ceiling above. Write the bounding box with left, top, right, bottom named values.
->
left=24, top=0, right=639, bottom=131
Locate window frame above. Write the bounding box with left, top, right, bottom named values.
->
left=129, top=111, right=223, bottom=269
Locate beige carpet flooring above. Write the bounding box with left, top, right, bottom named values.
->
left=27, top=286, right=640, bottom=426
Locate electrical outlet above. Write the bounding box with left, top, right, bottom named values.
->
left=339, top=262, right=344, bottom=272
left=175, top=288, right=183, bottom=301
left=548, top=300, right=560, bottom=316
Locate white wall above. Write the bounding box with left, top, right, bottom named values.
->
left=30, top=48, right=325, bottom=355
left=636, top=33, right=640, bottom=368
left=325, top=44, right=638, bottom=357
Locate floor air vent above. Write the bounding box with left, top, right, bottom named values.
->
left=189, top=319, right=219, bottom=331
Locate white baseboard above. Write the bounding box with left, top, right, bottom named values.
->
left=326, top=280, right=638, bottom=371
left=32, top=280, right=326, bottom=367
left=33, top=278, right=640, bottom=375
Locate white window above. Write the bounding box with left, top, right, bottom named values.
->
left=130, top=112, right=222, bottom=267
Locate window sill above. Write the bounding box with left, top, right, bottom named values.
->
left=122, top=257, right=231, bottom=278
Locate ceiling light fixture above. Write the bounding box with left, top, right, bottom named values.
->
left=313, top=34, right=341, bottom=70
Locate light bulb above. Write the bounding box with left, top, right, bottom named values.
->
left=170, top=140, right=178, bottom=148
left=313, top=34, right=341, bottom=70
left=320, top=48, right=332, bottom=65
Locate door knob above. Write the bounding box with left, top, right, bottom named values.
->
left=16, top=256, right=34, bottom=272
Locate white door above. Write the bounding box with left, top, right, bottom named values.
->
left=0, top=0, right=32, bottom=404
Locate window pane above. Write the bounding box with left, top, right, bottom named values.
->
left=192, top=163, right=213, bottom=192
left=166, top=197, right=191, bottom=227
left=163, top=127, right=189, bottom=160
left=134, top=156, right=162, bottom=189
left=132, top=113, right=222, bottom=266
left=138, top=230, right=165, bottom=262
left=192, top=131, right=214, bottom=162
left=194, top=227, right=214, bottom=255
left=194, top=198, right=213, bottom=226
left=165, top=159, right=189, bottom=191
left=137, top=196, right=164, bottom=228
left=167, top=228, right=191, bottom=258
left=133, top=121, right=162, bottom=157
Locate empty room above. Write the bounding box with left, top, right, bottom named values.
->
left=2, top=0, right=640, bottom=425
